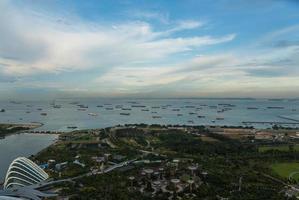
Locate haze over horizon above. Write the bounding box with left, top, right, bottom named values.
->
left=1, top=0, right=299, bottom=100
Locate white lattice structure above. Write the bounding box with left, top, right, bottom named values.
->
left=4, top=157, right=49, bottom=189
left=0, top=197, right=23, bottom=200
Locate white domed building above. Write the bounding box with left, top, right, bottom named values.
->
left=0, top=157, right=57, bottom=200
left=4, top=157, right=49, bottom=189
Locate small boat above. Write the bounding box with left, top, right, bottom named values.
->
left=141, top=109, right=149, bottom=111
left=127, top=101, right=138, bottom=104
left=96, top=105, right=103, bottom=107
left=172, top=109, right=180, bottom=111
left=120, top=113, right=130, bottom=116
left=268, top=99, right=284, bottom=101
left=51, top=100, right=60, bottom=108
left=216, top=117, right=224, bottom=120
left=267, top=106, right=284, bottom=109
left=247, top=107, right=258, bottom=110
left=187, top=120, right=194, bottom=124
left=177, top=114, right=183, bottom=116
left=78, top=104, right=88, bottom=108
left=9, top=101, right=21, bottom=104
left=40, top=113, right=47, bottom=116
left=197, top=115, right=205, bottom=118
left=78, top=108, right=86, bottom=111
left=131, top=105, right=146, bottom=108
left=105, top=107, right=113, bottom=110
left=88, top=113, right=98, bottom=116
left=189, top=112, right=196, bottom=115
left=185, top=106, right=195, bottom=108
left=37, top=108, right=43, bottom=111
left=218, top=104, right=236, bottom=107
left=0, top=109, right=5, bottom=112
left=152, top=116, right=162, bottom=119
left=67, top=126, right=77, bottom=129
left=122, top=108, right=132, bottom=111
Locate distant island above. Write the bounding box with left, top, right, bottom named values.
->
left=0, top=123, right=42, bottom=137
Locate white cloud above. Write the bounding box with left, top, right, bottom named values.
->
left=0, top=1, right=233, bottom=77
left=95, top=66, right=184, bottom=90
left=2, top=1, right=298, bottom=98
left=93, top=41, right=299, bottom=97
left=170, top=20, right=204, bottom=32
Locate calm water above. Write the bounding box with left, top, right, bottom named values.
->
left=0, top=98, right=298, bottom=180
left=0, top=98, right=298, bottom=131
left=0, top=133, right=58, bottom=181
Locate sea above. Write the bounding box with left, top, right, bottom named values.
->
left=0, top=98, right=298, bottom=181
left=1, top=98, right=299, bottom=130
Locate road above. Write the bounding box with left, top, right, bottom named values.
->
left=41, top=158, right=138, bottom=186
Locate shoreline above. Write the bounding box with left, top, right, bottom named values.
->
left=32, top=123, right=299, bottom=153
left=0, top=122, right=44, bottom=138
left=0, top=131, right=59, bottom=184
left=3, top=123, right=299, bottom=160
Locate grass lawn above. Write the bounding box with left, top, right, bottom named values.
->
left=259, top=144, right=299, bottom=153
left=271, top=162, right=299, bottom=181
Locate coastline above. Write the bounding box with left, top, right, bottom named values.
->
left=3, top=122, right=299, bottom=167
left=0, top=122, right=44, bottom=137
left=0, top=131, right=58, bottom=183
left=32, top=123, right=299, bottom=158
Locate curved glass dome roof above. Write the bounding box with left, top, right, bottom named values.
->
left=4, top=157, right=49, bottom=189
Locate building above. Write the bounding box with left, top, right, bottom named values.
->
left=0, top=197, right=23, bottom=200
left=4, top=157, right=49, bottom=189
left=0, top=157, right=58, bottom=200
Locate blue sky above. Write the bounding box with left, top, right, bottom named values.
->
left=0, top=0, right=299, bottom=99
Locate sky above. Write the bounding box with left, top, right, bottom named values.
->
left=0, top=0, right=299, bottom=100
